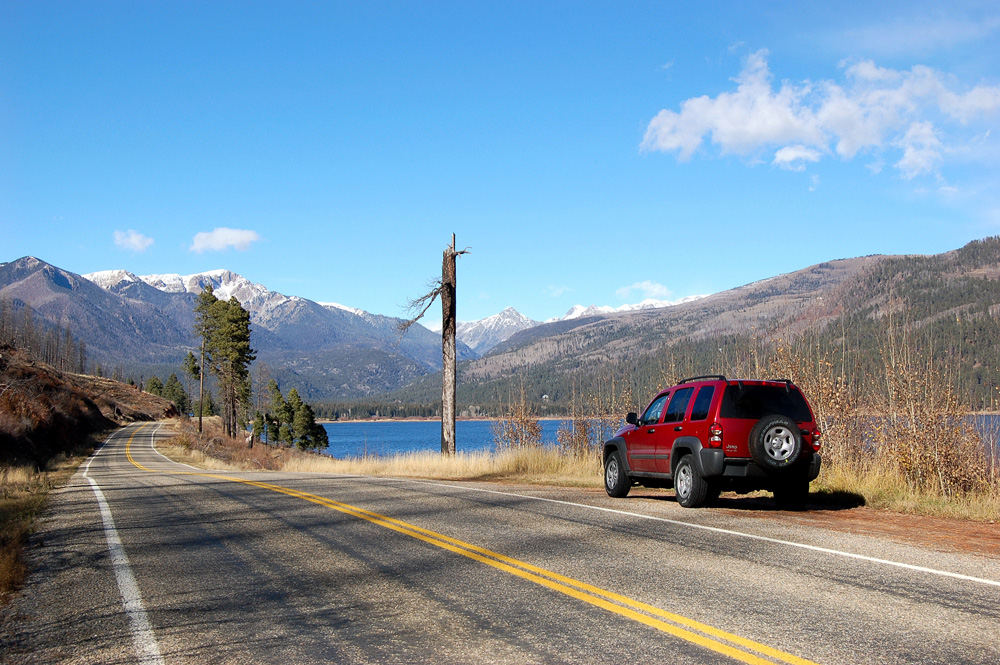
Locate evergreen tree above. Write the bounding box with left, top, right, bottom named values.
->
left=145, top=376, right=164, bottom=396
left=163, top=373, right=190, bottom=413
left=286, top=388, right=304, bottom=416
left=251, top=411, right=265, bottom=446
left=194, top=288, right=255, bottom=438
left=269, top=380, right=293, bottom=435
left=183, top=351, right=199, bottom=395
left=193, top=287, right=217, bottom=433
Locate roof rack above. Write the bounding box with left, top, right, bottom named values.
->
left=678, top=375, right=727, bottom=384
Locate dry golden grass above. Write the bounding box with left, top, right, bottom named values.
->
left=1, top=453, right=85, bottom=602
left=162, top=416, right=603, bottom=486
left=814, top=461, right=1000, bottom=521
left=284, top=446, right=603, bottom=486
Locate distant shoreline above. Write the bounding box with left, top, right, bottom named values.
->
left=318, top=417, right=570, bottom=424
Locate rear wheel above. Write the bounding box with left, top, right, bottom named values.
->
left=604, top=450, right=631, bottom=498
left=674, top=456, right=709, bottom=508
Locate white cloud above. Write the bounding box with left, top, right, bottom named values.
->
left=809, top=175, right=820, bottom=192
left=773, top=145, right=822, bottom=171
left=895, top=121, right=942, bottom=179
left=190, top=227, right=261, bottom=253
left=616, top=280, right=672, bottom=300
left=642, top=50, right=1000, bottom=181
left=642, top=50, right=823, bottom=160
left=546, top=285, right=572, bottom=298
left=113, top=229, right=153, bottom=252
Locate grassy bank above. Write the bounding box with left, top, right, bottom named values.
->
left=0, top=452, right=88, bottom=602
left=814, top=463, right=1000, bottom=522
left=164, top=417, right=603, bottom=486
left=163, top=417, right=998, bottom=521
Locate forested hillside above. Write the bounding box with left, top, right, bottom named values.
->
left=385, top=238, right=1000, bottom=414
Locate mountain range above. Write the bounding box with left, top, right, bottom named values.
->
left=1, top=258, right=676, bottom=400
left=5, top=237, right=1000, bottom=407
left=390, top=237, right=1000, bottom=412
left=0, top=258, right=473, bottom=400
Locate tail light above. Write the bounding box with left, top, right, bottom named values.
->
left=708, top=423, right=723, bottom=447
left=809, top=428, right=822, bottom=451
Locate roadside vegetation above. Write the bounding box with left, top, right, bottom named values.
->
left=164, top=312, right=1000, bottom=522
left=0, top=454, right=86, bottom=601
left=163, top=415, right=601, bottom=485
left=1, top=326, right=177, bottom=602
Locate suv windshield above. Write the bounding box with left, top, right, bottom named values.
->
left=720, top=384, right=812, bottom=422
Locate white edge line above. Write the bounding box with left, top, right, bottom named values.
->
left=376, top=477, right=1000, bottom=589
left=148, top=422, right=199, bottom=470
left=84, top=427, right=165, bottom=665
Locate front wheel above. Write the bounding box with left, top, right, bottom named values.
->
left=604, top=450, right=631, bottom=498
left=674, top=456, right=710, bottom=508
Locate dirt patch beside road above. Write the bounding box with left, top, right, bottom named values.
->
left=771, top=507, right=1000, bottom=559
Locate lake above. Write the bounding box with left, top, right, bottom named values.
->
left=320, top=416, right=1000, bottom=463
left=320, top=419, right=572, bottom=458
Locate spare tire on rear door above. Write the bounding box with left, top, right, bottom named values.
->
left=749, top=414, right=803, bottom=472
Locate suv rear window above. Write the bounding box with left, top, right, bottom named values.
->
left=720, top=384, right=812, bottom=422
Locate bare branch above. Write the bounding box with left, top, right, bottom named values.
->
left=397, top=280, right=444, bottom=335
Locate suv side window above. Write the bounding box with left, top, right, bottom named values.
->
left=689, top=385, right=716, bottom=421
left=640, top=394, right=668, bottom=426
left=663, top=387, right=694, bottom=423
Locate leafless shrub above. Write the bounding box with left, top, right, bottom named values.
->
left=764, top=319, right=996, bottom=501
left=556, top=374, right=632, bottom=459
left=491, top=383, right=541, bottom=450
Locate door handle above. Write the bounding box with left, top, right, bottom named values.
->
left=674, top=426, right=683, bottom=431
left=647, top=428, right=655, bottom=433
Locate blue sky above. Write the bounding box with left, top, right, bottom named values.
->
left=3, top=1, right=999, bottom=323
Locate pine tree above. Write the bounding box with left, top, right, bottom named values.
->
left=163, top=373, right=189, bottom=413
left=146, top=376, right=164, bottom=396
left=183, top=351, right=199, bottom=399
left=194, top=288, right=255, bottom=438
left=251, top=411, right=265, bottom=446
left=193, top=287, right=217, bottom=433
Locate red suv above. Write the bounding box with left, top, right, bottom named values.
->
left=603, top=376, right=822, bottom=507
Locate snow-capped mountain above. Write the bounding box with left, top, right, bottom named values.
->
left=449, top=296, right=710, bottom=355
left=549, top=295, right=708, bottom=322
left=456, top=307, right=539, bottom=354
left=68, top=263, right=472, bottom=399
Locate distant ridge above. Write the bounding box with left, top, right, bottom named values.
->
left=389, top=238, right=1000, bottom=412
left=0, top=257, right=472, bottom=400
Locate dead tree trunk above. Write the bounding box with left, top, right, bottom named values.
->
left=441, top=235, right=458, bottom=455
left=398, top=234, right=468, bottom=455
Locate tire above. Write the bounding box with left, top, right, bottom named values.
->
left=773, top=479, right=810, bottom=508
left=604, top=450, right=631, bottom=498
left=674, top=455, right=709, bottom=508
left=749, top=414, right=803, bottom=473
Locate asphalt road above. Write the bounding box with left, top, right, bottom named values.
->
left=2, top=422, right=999, bottom=664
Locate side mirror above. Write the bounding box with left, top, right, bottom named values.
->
left=626, top=412, right=638, bottom=426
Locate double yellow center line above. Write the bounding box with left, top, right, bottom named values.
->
left=125, top=424, right=819, bottom=665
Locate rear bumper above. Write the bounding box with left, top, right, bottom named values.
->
left=698, top=449, right=822, bottom=481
